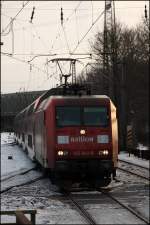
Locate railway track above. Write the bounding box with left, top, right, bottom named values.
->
left=64, top=192, right=97, bottom=225
left=1, top=167, right=37, bottom=182
left=118, top=160, right=149, bottom=181
left=2, top=183, right=149, bottom=224
left=117, top=167, right=149, bottom=181
left=1, top=175, right=45, bottom=194
left=119, top=159, right=149, bottom=170
left=98, top=188, right=149, bottom=225
left=61, top=186, right=149, bottom=225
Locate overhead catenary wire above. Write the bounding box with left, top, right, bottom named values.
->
left=1, top=52, right=51, bottom=77
left=62, top=25, right=71, bottom=54
left=22, top=27, right=25, bottom=60
left=60, top=7, right=71, bottom=54
left=50, top=1, right=82, bottom=52
left=3, top=7, right=66, bottom=58
left=1, top=12, right=30, bottom=23
left=72, top=9, right=105, bottom=53
left=13, top=17, right=52, bottom=53
left=1, top=1, right=30, bottom=34
left=91, top=0, right=94, bottom=25
left=2, top=6, right=146, bottom=11
left=10, top=3, right=82, bottom=57
left=2, top=52, right=59, bottom=91
left=2, top=1, right=148, bottom=93
left=2, top=1, right=97, bottom=92
left=40, top=2, right=84, bottom=87
left=17, top=3, right=57, bottom=61
left=26, top=63, right=32, bottom=91
left=37, top=70, right=60, bottom=89
left=75, top=8, right=80, bottom=44
left=47, top=4, right=104, bottom=85
left=1, top=18, right=12, bottom=36
left=28, top=54, right=57, bottom=63
left=28, top=2, right=102, bottom=88
left=11, top=19, right=14, bottom=55
left=1, top=17, right=15, bottom=53
left=29, top=2, right=83, bottom=80
left=31, top=24, right=51, bottom=51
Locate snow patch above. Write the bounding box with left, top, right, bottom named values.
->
left=118, top=152, right=149, bottom=169
left=137, top=143, right=148, bottom=150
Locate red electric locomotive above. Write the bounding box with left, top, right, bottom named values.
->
left=14, top=85, right=118, bottom=188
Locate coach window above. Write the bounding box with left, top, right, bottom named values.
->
left=83, top=107, right=109, bottom=127
left=28, top=135, right=32, bottom=148
left=56, top=106, right=81, bottom=126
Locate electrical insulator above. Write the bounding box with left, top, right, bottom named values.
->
left=61, top=7, right=63, bottom=26
left=30, top=6, right=35, bottom=23
left=145, top=5, right=147, bottom=20
left=106, top=2, right=111, bottom=10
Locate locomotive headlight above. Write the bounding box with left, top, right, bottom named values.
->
left=57, top=150, right=68, bottom=156
left=98, top=150, right=109, bottom=155
left=58, top=151, right=64, bottom=156
left=97, top=135, right=109, bottom=143
left=103, top=150, right=109, bottom=155
left=80, top=129, right=86, bottom=135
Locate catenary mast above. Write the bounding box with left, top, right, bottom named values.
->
left=103, top=0, right=116, bottom=101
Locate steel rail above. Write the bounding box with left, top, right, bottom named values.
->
left=1, top=167, right=37, bottom=182
left=117, top=167, right=149, bottom=181
left=65, top=193, right=97, bottom=225
left=1, top=176, right=45, bottom=194
left=118, top=159, right=149, bottom=170
left=98, top=189, right=149, bottom=224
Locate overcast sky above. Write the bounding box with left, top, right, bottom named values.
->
left=1, top=1, right=149, bottom=94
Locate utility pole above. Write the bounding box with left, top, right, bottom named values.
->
left=103, top=1, right=127, bottom=151
left=103, top=0, right=116, bottom=101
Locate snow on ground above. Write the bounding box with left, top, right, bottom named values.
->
left=1, top=132, right=36, bottom=178
left=118, top=151, right=149, bottom=169
left=137, top=143, right=148, bottom=150
left=1, top=170, right=43, bottom=193
left=1, top=132, right=14, bottom=144
left=85, top=203, right=145, bottom=224
left=1, top=132, right=149, bottom=224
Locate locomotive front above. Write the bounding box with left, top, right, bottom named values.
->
left=51, top=96, right=118, bottom=187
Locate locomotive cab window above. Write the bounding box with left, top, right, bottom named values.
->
left=56, top=106, right=81, bottom=126
left=56, top=106, right=109, bottom=127
left=83, top=107, right=109, bottom=127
